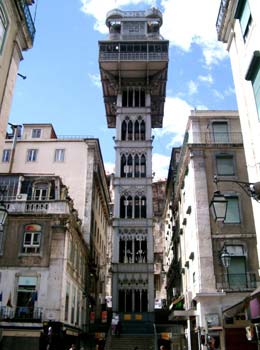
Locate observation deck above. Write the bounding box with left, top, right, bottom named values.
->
left=99, top=8, right=169, bottom=128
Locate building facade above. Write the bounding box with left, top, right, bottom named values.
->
left=0, top=124, right=112, bottom=342
left=0, top=0, right=36, bottom=149
left=168, top=110, right=259, bottom=350
left=99, top=8, right=168, bottom=321
left=216, top=0, right=260, bottom=271
left=0, top=174, right=88, bottom=350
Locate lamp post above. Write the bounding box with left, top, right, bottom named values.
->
left=219, top=246, right=231, bottom=269
left=210, top=175, right=260, bottom=221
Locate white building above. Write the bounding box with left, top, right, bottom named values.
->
left=168, top=110, right=259, bottom=350
left=0, top=0, right=35, bottom=149
left=217, top=0, right=260, bottom=271
left=0, top=123, right=112, bottom=342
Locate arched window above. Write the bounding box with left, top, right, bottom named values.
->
left=141, top=155, right=146, bottom=177
left=140, top=120, right=145, bottom=140
left=134, top=154, right=140, bottom=177
left=134, top=195, right=140, bottom=218
left=121, top=154, right=126, bottom=177
left=141, top=196, right=146, bottom=218
left=127, top=155, right=133, bottom=177
left=126, top=195, right=133, bottom=218
left=121, top=120, right=127, bottom=140
left=22, top=224, right=42, bottom=254
left=128, top=120, right=133, bottom=140
left=120, top=196, right=126, bottom=218
left=134, top=120, right=140, bottom=140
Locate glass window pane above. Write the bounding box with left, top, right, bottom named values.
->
left=213, top=122, right=229, bottom=143
left=253, top=65, right=260, bottom=119
left=225, top=197, right=240, bottom=223
left=216, top=155, right=234, bottom=175
left=240, top=1, right=251, bottom=36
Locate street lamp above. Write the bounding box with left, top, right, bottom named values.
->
left=209, top=191, right=228, bottom=222
left=219, top=245, right=231, bottom=269
left=210, top=175, right=260, bottom=221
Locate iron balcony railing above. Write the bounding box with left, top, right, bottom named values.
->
left=4, top=200, right=70, bottom=215
left=0, top=306, right=43, bottom=321
left=216, top=0, right=230, bottom=38
left=17, top=0, right=36, bottom=44
left=99, top=52, right=168, bottom=62
left=191, top=131, right=243, bottom=144
left=216, top=272, right=257, bottom=291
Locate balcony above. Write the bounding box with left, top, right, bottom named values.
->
left=99, top=51, right=168, bottom=62
left=4, top=200, right=70, bottom=215
left=216, top=272, right=257, bottom=291
left=16, top=0, right=36, bottom=45
left=190, top=131, right=243, bottom=145
left=0, top=306, right=43, bottom=322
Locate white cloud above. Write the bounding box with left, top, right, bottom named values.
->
left=80, top=0, right=155, bottom=33
left=152, top=153, right=170, bottom=181
left=161, top=0, right=227, bottom=65
left=188, top=80, right=198, bottom=95
left=88, top=73, right=102, bottom=88
left=105, top=162, right=115, bottom=175
left=198, top=74, right=214, bottom=85
left=213, top=89, right=225, bottom=100
left=81, top=0, right=227, bottom=65
left=155, top=96, right=193, bottom=146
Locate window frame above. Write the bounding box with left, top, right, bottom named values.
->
left=31, top=128, right=42, bottom=139
left=21, top=224, right=42, bottom=254
left=215, top=153, right=235, bottom=176
left=0, top=2, right=9, bottom=55
left=54, top=148, right=65, bottom=162
left=212, top=121, right=229, bottom=143
left=235, top=0, right=252, bottom=41
left=26, top=149, right=38, bottom=162
left=245, top=51, right=260, bottom=120
left=2, top=149, right=11, bottom=163
left=224, top=195, right=241, bottom=224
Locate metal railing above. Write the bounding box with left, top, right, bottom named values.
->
left=17, top=0, right=36, bottom=43
left=5, top=200, right=70, bottom=215
left=216, top=0, right=230, bottom=37
left=216, top=272, right=257, bottom=291
left=190, top=131, right=243, bottom=144
left=99, top=52, right=168, bottom=62
left=0, top=306, right=43, bottom=321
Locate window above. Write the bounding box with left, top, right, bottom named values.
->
left=31, top=128, right=41, bottom=138
left=216, top=154, right=234, bottom=176
left=27, top=149, right=38, bottom=162
left=32, top=182, right=49, bottom=200
left=224, top=197, right=240, bottom=223
left=2, top=149, right=10, bottom=162
left=16, top=276, right=37, bottom=319
left=226, top=246, right=247, bottom=289
left=212, top=121, right=229, bottom=143
left=22, top=224, right=41, bottom=254
left=0, top=4, right=8, bottom=54
left=245, top=52, right=260, bottom=120
left=54, top=149, right=65, bottom=162
left=235, top=0, right=252, bottom=40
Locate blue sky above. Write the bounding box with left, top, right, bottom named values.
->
left=9, top=0, right=237, bottom=180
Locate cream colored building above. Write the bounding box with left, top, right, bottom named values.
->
left=0, top=123, right=112, bottom=318
left=0, top=0, right=35, bottom=150
left=217, top=0, right=260, bottom=271
left=168, top=110, right=259, bottom=350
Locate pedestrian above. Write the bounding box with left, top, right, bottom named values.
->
left=69, top=344, right=76, bottom=350
left=111, top=313, right=118, bottom=335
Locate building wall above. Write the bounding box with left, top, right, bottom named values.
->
left=217, top=0, right=260, bottom=271
left=0, top=0, right=35, bottom=153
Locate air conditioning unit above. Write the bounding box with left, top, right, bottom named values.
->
left=16, top=194, right=28, bottom=201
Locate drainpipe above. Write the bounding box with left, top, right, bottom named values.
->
left=8, top=123, right=22, bottom=173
